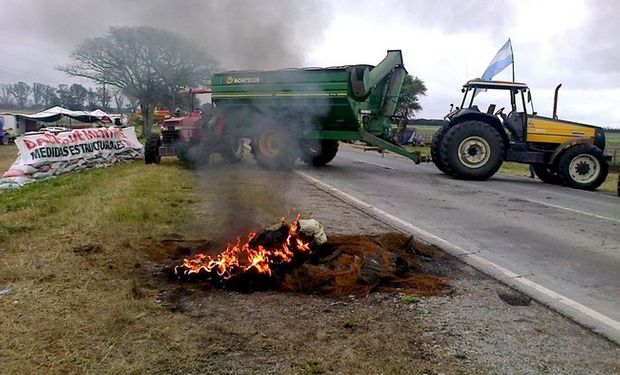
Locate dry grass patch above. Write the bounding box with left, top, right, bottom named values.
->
left=0, top=159, right=218, bottom=374
left=0, top=144, right=17, bottom=174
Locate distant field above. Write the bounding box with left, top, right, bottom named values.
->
left=605, top=131, right=620, bottom=163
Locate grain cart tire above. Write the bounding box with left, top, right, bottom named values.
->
left=300, top=139, right=339, bottom=166
left=439, top=120, right=504, bottom=180
left=430, top=125, right=451, bottom=174
left=144, top=134, right=161, bottom=164
left=0, top=136, right=8, bottom=145
left=220, top=137, right=244, bottom=164
left=251, top=126, right=298, bottom=170
left=532, top=165, right=562, bottom=185
left=557, top=144, right=608, bottom=190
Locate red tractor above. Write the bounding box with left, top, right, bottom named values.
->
left=144, top=87, right=243, bottom=165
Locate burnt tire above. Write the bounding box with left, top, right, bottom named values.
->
left=220, top=137, right=244, bottom=164
left=430, top=125, right=451, bottom=174
left=144, top=134, right=161, bottom=164
left=251, top=126, right=298, bottom=170
left=439, top=120, right=504, bottom=180
left=532, top=164, right=562, bottom=185
left=300, top=140, right=339, bottom=166
left=557, top=144, right=608, bottom=190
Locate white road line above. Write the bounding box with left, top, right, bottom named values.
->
left=354, top=159, right=393, bottom=170
left=528, top=199, right=620, bottom=224
left=295, top=170, right=620, bottom=344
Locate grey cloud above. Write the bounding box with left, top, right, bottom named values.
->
left=0, top=0, right=331, bottom=70
left=386, top=0, right=515, bottom=33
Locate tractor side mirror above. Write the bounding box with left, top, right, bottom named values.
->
left=527, top=91, right=532, bottom=103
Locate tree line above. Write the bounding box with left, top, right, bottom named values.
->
left=0, top=82, right=132, bottom=112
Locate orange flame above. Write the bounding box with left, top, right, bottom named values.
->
left=175, top=214, right=312, bottom=281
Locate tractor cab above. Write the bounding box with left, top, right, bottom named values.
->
left=447, top=79, right=533, bottom=144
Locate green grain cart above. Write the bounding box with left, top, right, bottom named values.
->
left=209, top=50, right=425, bottom=169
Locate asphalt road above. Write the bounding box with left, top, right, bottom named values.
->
left=297, top=146, right=620, bottom=339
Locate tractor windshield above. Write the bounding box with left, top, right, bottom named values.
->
left=460, top=85, right=514, bottom=116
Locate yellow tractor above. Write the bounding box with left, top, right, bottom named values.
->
left=432, top=80, right=609, bottom=190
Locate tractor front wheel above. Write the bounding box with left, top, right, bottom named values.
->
left=557, top=144, right=608, bottom=190
left=144, top=134, right=161, bottom=164
left=251, top=126, right=298, bottom=170
left=439, top=120, right=504, bottom=180
left=300, top=139, right=339, bottom=166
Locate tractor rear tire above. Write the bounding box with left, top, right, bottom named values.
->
left=532, top=165, right=562, bottom=185
left=557, top=144, right=608, bottom=190
left=430, top=125, right=451, bottom=174
left=220, top=137, right=244, bottom=164
left=144, top=134, right=161, bottom=164
left=251, top=126, right=298, bottom=170
left=300, top=139, right=339, bottom=166
left=439, top=120, right=504, bottom=180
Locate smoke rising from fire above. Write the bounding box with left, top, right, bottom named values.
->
left=1, top=0, right=331, bottom=70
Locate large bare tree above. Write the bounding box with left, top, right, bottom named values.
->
left=60, top=26, right=216, bottom=137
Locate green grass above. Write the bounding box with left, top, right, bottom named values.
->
left=0, top=158, right=214, bottom=374
left=401, top=295, right=420, bottom=304
left=605, top=131, right=620, bottom=164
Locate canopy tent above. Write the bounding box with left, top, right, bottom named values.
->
left=15, top=106, right=113, bottom=123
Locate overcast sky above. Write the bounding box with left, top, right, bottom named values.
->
left=0, top=0, right=618, bottom=127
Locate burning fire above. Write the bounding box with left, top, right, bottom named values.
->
left=174, top=214, right=312, bottom=282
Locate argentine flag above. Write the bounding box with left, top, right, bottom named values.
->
left=481, top=39, right=513, bottom=81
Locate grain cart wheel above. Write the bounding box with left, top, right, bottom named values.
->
left=144, top=134, right=161, bottom=164
left=557, top=144, right=608, bottom=190
left=251, top=126, right=298, bottom=170
left=0, top=136, right=8, bottom=145
left=439, top=120, right=504, bottom=180
left=220, top=137, right=244, bottom=164
left=300, top=139, right=339, bottom=166
left=430, top=125, right=451, bottom=174
left=532, top=165, right=562, bottom=185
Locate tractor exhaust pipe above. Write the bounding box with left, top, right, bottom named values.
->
left=552, top=83, right=562, bottom=120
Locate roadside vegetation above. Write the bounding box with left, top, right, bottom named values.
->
left=0, top=157, right=213, bottom=374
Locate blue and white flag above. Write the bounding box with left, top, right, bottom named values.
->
left=481, top=39, right=513, bottom=81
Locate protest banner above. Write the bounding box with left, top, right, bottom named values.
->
left=0, top=127, right=143, bottom=190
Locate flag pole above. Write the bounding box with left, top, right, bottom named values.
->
left=510, top=38, right=515, bottom=82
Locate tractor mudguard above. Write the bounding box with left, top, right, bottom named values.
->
left=548, top=137, right=595, bottom=166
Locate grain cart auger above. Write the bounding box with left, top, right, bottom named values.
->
left=209, top=50, right=428, bottom=170
left=432, top=80, right=610, bottom=190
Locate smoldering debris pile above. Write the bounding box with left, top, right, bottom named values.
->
left=281, top=233, right=448, bottom=297
left=174, top=216, right=448, bottom=297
